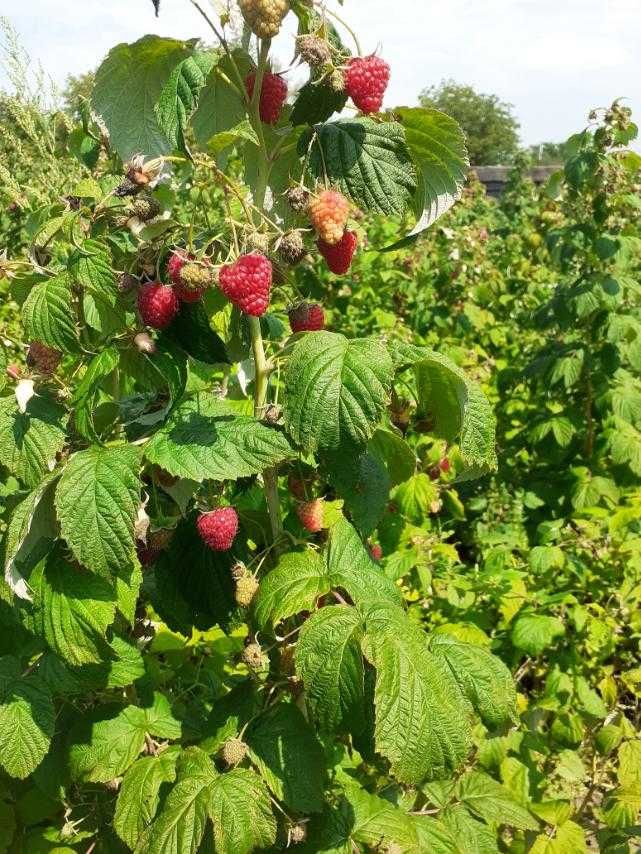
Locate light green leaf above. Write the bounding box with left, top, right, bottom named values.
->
left=0, top=657, right=55, bottom=780
left=295, top=605, right=365, bottom=733
left=92, top=35, right=194, bottom=159
left=71, top=346, right=120, bottom=441
left=3, top=472, right=59, bottom=600
left=22, top=274, right=78, bottom=352
left=385, top=107, right=468, bottom=250
left=68, top=704, right=156, bottom=783
left=143, top=692, right=182, bottom=741
left=618, top=740, right=641, bottom=788
left=254, top=550, right=328, bottom=630
left=529, top=546, right=565, bottom=573
left=456, top=770, right=538, bottom=830
left=284, top=332, right=393, bottom=452
left=30, top=549, right=116, bottom=666
left=144, top=394, right=293, bottom=482
left=142, top=772, right=212, bottom=854
left=511, top=613, right=565, bottom=656
left=255, top=517, right=401, bottom=629
left=307, top=118, right=416, bottom=215
left=68, top=240, right=116, bottom=301
left=362, top=603, right=472, bottom=783
left=206, top=768, right=277, bottom=854
left=192, top=52, right=251, bottom=148
left=0, top=395, right=67, bottom=487
left=55, top=445, right=141, bottom=576
left=391, top=342, right=497, bottom=476
left=246, top=702, right=325, bottom=813
left=326, top=516, right=402, bottom=606
left=394, top=473, right=439, bottom=523
left=429, top=633, right=517, bottom=728
left=530, top=820, right=587, bottom=854
left=369, top=428, right=416, bottom=486
left=114, top=750, right=179, bottom=850
left=441, top=805, right=500, bottom=854
left=155, top=51, right=218, bottom=153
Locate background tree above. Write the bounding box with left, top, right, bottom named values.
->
left=420, top=78, right=520, bottom=164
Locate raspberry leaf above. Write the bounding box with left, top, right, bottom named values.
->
left=192, top=52, right=252, bottom=148
left=92, top=36, right=195, bottom=160
left=155, top=51, right=219, bottom=154
left=428, top=633, right=518, bottom=729
left=391, top=342, right=497, bottom=477
left=384, top=107, right=469, bottom=250
left=164, top=301, right=229, bottom=365
left=29, top=549, right=116, bottom=666
left=245, top=703, right=325, bottom=812
left=284, top=331, right=393, bottom=452
left=322, top=444, right=390, bottom=536
left=4, top=472, right=59, bottom=600
left=55, top=445, right=142, bottom=576
left=71, top=346, right=120, bottom=442
left=114, top=749, right=179, bottom=850
left=306, top=118, right=416, bottom=216
left=22, top=273, right=79, bottom=353
left=255, top=517, right=401, bottom=629
left=152, top=516, right=237, bottom=635
left=290, top=79, right=348, bottom=127
left=295, top=604, right=366, bottom=733
left=0, top=395, right=67, bottom=488
left=68, top=239, right=117, bottom=303
left=144, top=394, right=294, bottom=482
left=455, top=771, right=539, bottom=831
left=144, top=749, right=276, bottom=854
left=0, top=657, right=55, bottom=780
left=361, top=602, right=474, bottom=783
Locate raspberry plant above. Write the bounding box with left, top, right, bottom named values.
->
left=0, top=3, right=543, bottom=852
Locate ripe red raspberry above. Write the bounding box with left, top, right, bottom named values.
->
left=197, top=507, right=239, bottom=552
left=308, top=190, right=350, bottom=245
left=246, top=71, right=287, bottom=125
left=219, top=253, right=272, bottom=316
left=317, top=230, right=357, bottom=274
left=167, top=250, right=189, bottom=285
left=296, top=499, right=324, bottom=533
left=26, top=342, right=62, bottom=374
left=369, top=543, right=383, bottom=561
left=345, top=55, right=390, bottom=114
left=137, top=282, right=179, bottom=329
left=288, top=302, right=325, bottom=333
left=439, top=458, right=451, bottom=473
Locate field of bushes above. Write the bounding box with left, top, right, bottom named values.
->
left=1, top=6, right=641, bottom=852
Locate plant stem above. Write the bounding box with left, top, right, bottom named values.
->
left=249, top=316, right=282, bottom=541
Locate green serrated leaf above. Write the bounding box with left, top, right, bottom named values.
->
left=55, top=445, right=141, bottom=576
left=155, top=51, right=219, bottom=153
left=456, top=770, right=538, bottom=831
left=429, top=633, right=517, bottom=729
left=385, top=107, right=468, bottom=250
left=30, top=548, right=116, bottom=666
left=295, top=604, right=365, bottom=733
left=362, top=603, right=472, bottom=783
left=114, top=749, right=179, bottom=850
left=511, top=613, right=565, bottom=656
left=291, top=79, right=347, bottom=126
left=391, top=342, right=497, bottom=476
left=164, top=299, right=229, bottom=365
left=0, top=395, right=67, bottom=488
left=144, top=394, right=293, bottom=482
left=92, top=36, right=194, bottom=159
left=284, top=332, right=393, bottom=452
left=68, top=240, right=116, bottom=302
left=0, top=657, right=54, bottom=780
left=246, top=702, right=325, bottom=812
left=22, top=274, right=78, bottom=352
left=322, top=444, right=390, bottom=536
left=307, top=118, right=416, bottom=215
left=192, top=52, right=251, bottom=148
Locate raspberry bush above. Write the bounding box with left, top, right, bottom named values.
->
left=4, top=4, right=637, bottom=854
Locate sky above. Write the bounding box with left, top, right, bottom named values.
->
left=1, top=0, right=640, bottom=149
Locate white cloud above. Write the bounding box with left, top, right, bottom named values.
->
left=1, top=0, right=640, bottom=148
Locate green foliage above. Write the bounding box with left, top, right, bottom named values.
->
left=420, top=78, right=521, bottom=165
left=0, top=5, right=639, bottom=853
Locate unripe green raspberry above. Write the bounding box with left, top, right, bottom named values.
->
left=221, top=737, right=248, bottom=767
left=330, top=69, right=346, bottom=92
left=244, top=230, right=270, bottom=255
left=235, top=574, right=259, bottom=607
left=238, top=0, right=290, bottom=39
left=178, top=262, right=214, bottom=292
left=242, top=642, right=267, bottom=671
left=289, top=823, right=307, bottom=844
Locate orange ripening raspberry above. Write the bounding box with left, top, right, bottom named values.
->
left=308, top=190, right=350, bottom=245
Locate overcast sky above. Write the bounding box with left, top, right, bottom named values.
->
left=1, top=0, right=640, bottom=148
